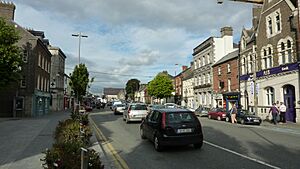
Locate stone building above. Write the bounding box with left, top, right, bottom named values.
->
left=240, top=1, right=299, bottom=123
left=212, top=49, right=239, bottom=111
left=48, top=46, right=66, bottom=112
left=193, top=27, right=236, bottom=109
left=0, top=2, right=51, bottom=117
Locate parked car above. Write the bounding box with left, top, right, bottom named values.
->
left=113, top=104, right=126, bottom=115
left=207, top=108, right=226, bottom=121
left=194, top=107, right=209, bottom=117
left=226, top=109, right=262, bottom=125
left=123, top=103, right=148, bottom=123
left=111, top=101, right=122, bottom=110
left=140, top=108, right=203, bottom=151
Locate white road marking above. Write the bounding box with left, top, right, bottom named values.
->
left=204, top=140, right=281, bottom=169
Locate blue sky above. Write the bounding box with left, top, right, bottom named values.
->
left=11, top=0, right=253, bottom=94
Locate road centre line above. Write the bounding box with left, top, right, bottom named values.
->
left=204, top=140, right=281, bottom=169
left=89, top=117, right=130, bottom=169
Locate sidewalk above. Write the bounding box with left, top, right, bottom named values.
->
left=0, top=111, right=70, bottom=169
left=260, top=120, right=300, bottom=134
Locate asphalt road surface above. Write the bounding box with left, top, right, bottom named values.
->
left=90, top=109, right=300, bottom=169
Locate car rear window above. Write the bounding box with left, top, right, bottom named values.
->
left=131, top=104, right=147, bottom=110
left=116, top=104, right=125, bottom=107
left=166, top=112, right=196, bottom=123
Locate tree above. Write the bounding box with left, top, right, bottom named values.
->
left=69, top=64, right=90, bottom=102
left=125, top=79, right=140, bottom=100
left=148, top=73, right=174, bottom=99
left=0, top=18, right=23, bottom=90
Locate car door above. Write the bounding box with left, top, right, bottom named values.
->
left=148, top=111, right=161, bottom=141
left=143, top=111, right=154, bottom=139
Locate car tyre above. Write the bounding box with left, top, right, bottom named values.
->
left=208, top=115, right=211, bottom=119
left=140, top=128, right=146, bottom=139
left=194, top=142, right=203, bottom=149
left=225, top=117, right=230, bottom=122
left=154, top=135, right=163, bottom=152
left=241, top=119, right=245, bottom=125
left=217, top=116, right=221, bottom=121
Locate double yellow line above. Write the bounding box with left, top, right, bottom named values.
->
left=89, top=116, right=129, bottom=169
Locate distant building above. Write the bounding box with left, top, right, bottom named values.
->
left=63, top=74, right=74, bottom=110
left=0, top=2, right=51, bottom=117
left=103, top=88, right=125, bottom=101
left=48, top=46, right=66, bottom=112
left=181, top=64, right=194, bottom=108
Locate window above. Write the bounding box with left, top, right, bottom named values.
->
left=281, top=42, right=285, bottom=64
left=287, top=40, right=292, bottom=63
left=206, top=54, right=210, bottom=64
left=241, top=57, right=246, bottom=75
left=23, top=50, right=28, bottom=63
left=275, top=12, right=281, bottom=32
left=198, top=58, right=201, bottom=68
left=265, top=87, right=274, bottom=106
left=38, top=53, right=41, bottom=67
left=218, top=67, right=221, bottom=75
left=207, top=73, right=210, bottom=84
left=248, top=54, right=253, bottom=73
left=203, top=74, right=206, bottom=84
left=20, top=76, right=26, bottom=88
left=41, top=76, right=44, bottom=91
left=202, top=56, right=205, bottom=66
left=37, top=75, right=40, bottom=90
left=227, top=63, right=231, bottom=73
left=228, top=78, right=231, bottom=92
left=267, top=17, right=272, bottom=35
left=261, top=46, right=273, bottom=69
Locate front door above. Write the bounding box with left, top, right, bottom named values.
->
left=283, top=85, right=296, bottom=122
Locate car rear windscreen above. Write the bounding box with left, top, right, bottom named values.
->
left=166, top=112, right=196, bottom=123
left=131, top=105, right=147, bottom=110
left=116, top=104, right=125, bottom=107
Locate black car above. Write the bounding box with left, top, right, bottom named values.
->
left=226, top=109, right=262, bottom=125
left=140, top=108, right=203, bottom=151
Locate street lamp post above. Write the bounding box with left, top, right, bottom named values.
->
left=72, top=32, right=88, bottom=64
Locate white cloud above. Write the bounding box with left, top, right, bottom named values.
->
left=11, top=0, right=253, bottom=93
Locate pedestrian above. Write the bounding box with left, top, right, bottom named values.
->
left=269, top=103, right=279, bottom=125
left=230, top=102, right=237, bottom=124
left=279, top=102, right=287, bottom=123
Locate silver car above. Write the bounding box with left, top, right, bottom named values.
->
left=123, top=103, right=148, bottom=123
left=113, top=104, right=126, bottom=115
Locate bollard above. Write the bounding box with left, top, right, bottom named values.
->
left=81, top=147, right=89, bottom=169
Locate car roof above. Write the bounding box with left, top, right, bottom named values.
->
left=155, top=108, right=193, bottom=113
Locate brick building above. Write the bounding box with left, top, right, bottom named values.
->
left=0, top=2, right=51, bottom=117
left=212, top=50, right=239, bottom=111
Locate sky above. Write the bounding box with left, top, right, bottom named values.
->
left=11, top=0, right=253, bottom=94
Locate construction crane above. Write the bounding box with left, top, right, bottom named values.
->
left=217, top=0, right=263, bottom=4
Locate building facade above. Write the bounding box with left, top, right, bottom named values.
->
left=240, top=1, right=299, bottom=123
left=48, top=46, right=66, bottom=112
left=0, top=2, right=51, bottom=117
left=212, top=50, right=239, bottom=112
left=193, top=27, right=236, bottom=109
left=181, top=66, right=195, bottom=109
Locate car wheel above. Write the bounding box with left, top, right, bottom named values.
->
left=217, top=116, right=221, bottom=121
left=194, top=142, right=203, bottom=149
left=225, top=117, right=230, bottom=122
left=140, top=128, right=146, bottom=139
left=241, top=119, right=245, bottom=125
left=154, top=135, right=163, bottom=152
left=208, top=115, right=211, bottom=119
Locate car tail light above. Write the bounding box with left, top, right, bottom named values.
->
left=161, top=112, right=166, bottom=129
left=128, top=107, right=131, bottom=115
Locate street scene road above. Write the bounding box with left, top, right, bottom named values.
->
left=90, top=108, right=300, bottom=169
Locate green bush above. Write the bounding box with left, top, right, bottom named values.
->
left=41, top=116, right=102, bottom=169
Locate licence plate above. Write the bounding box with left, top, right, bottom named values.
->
left=177, top=128, right=192, bottom=133
left=254, top=119, right=259, bottom=122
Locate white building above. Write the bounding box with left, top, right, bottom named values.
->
left=182, top=67, right=195, bottom=109
left=193, top=27, right=236, bottom=109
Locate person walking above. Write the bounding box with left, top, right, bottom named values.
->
left=279, top=102, right=287, bottom=123
left=269, top=103, right=279, bottom=125
left=230, top=102, right=237, bottom=124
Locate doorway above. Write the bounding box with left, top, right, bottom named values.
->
left=283, top=85, right=296, bottom=122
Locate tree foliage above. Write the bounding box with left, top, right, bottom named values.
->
left=125, top=78, right=140, bottom=100
left=0, top=18, right=23, bottom=90
left=148, top=73, right=174, bottom=99
left=69, top=64, right=90, bottom=101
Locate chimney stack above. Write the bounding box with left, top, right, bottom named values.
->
left=0, top=1, right=16, bottom=21
left=182, top=66, right=188, bottom=71
left=220, top=26, right=233, bottom=37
